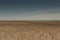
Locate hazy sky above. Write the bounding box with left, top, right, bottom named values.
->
left=0, top=0, right=60, bottom=20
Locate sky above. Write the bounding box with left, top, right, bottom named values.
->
left=0, top=0, right=60, bottom=20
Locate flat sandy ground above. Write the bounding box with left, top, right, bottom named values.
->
left=0, top=21, right=60, bottom=40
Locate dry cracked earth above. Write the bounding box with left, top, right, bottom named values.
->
left=0, top=21, right=60, bottom=40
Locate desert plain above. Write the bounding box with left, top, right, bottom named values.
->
left=0, top=21, right=60, bottom=40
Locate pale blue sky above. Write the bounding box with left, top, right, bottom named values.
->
left=0, top=0, right=60, bottom=20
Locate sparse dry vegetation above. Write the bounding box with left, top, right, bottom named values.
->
left=0, top=21, right=60, bottom=40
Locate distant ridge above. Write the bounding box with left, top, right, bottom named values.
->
left=0, top=21, right=60, bottom=26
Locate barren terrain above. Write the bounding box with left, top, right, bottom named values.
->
left=0, top=21, right=60, bottom=40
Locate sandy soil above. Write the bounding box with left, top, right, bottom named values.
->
left=0, top=21, right=60, bottom=40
